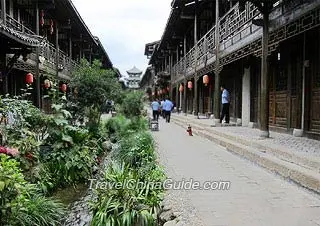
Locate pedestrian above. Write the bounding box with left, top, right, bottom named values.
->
left=163, top=97, right=174, bottom=123
left=220, top=84, right=230, bottom=124
left=151, top=98, right=160, bottom=121
left=160, top=99, right=165, bottom=119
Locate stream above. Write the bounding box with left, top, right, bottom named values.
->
left=54, top=143, right=116, bottom=226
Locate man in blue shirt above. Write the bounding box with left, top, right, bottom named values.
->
left=220, top=85, right=230, bottom=124
left=163, top=97, right=174, bottom=123
left=151, top=99, right=160, bottom=121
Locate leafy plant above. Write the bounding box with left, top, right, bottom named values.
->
left=120, top=91, right=144, bottom=118
left=91, top=162, right=163, bottom=226
left=70, top=59, right=124, bottom=129
left=0, top=154, right=66, bottom=225
left=116, top=131, right=155, bottom=169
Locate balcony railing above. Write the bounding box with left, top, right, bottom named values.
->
left=1, top=13, right=77, bottom=76
left=171, top=0, right=318, bottom=82
left=172, top=1, right=261, bottom=80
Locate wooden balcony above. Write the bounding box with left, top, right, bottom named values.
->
left=171, top=0, right=320, bottom=83
left=1, top=13, right=77, bottom=79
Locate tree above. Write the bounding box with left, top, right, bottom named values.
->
left=71, top=59, right=123, bottom=128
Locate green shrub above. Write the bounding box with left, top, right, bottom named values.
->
left=120, top=91, right=144, bottom=118
left=0, top=154, right=66, bottom=225
left=116, top=131, right=155, bottom=169
left=91, top=162, right=164, bottom=226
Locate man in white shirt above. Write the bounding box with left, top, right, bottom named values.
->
left=220, top=85, right=230, bottom=124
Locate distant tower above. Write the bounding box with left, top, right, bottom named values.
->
left=126, top=66, right=142, bottom=89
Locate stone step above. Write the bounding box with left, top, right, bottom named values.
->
left=172, top=118, right=320, bottom=194
left=172, top=115, right=320, bottom=173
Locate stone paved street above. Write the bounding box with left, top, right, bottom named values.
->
left=152, top=118, right=320, bottom=226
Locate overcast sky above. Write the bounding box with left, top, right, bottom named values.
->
left=71, top=0, right=172, bottom=76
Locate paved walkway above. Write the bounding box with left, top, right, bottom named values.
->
left=152, top=118, right=320, bottom=226
left=172, top=113, right=320, bottom=158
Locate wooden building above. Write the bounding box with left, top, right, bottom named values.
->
left=147, top=0, right=320, bottom=139
left=0, top=0, right=113, bottom=108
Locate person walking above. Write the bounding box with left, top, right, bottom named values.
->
left=163, top=97, right=174, bottom=123
left=151, top=99, right=160, bottom=121
left=220, top=85, right=230, bottom=124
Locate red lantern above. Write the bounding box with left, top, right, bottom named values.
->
left=61, top=84, right=67, bottom=93
left=203, top=75, right=209, bottom=86
left=187, top=81, right=193, bottom=90
left=162, top=89, right=166, bottom=94
left=179, top=84, right=184, bottom=93
left=25, top=73, right=33, bottom=84
left=40, top=10, right=45, bottom=27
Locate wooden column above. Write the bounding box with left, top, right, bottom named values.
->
left=55, top=22, right=59, bottom=78
left=259, top=8, right=270, bottom=138
left=194, top=0, right=198, bottom=45
left=176, top=84, right=179, bottom=111
left=213, top=0, right=221, bottom=121
left=35, top=3, right=41, bottom=108
left=1, top=0, right=6, bottom=25
left=183, top=80, right=187, bottom=114
left=69, top=34, right=72, bottom=59
left=193, top=76, right=198, bottom=115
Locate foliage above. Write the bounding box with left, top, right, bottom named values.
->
left=105, top=115, right=148, bottom=143
left=91, top=162, right=164, bottom=226
left=92, top=114, right=166, bottom=226
left=0, top=155, right=66, bottom=226
left=120, top=91, right=144, bottom=118
left=116, top=131, right=155, bottom=169
left=42, top=104, right=98, bottom=189
left=71, top=59, right=124, bottom=127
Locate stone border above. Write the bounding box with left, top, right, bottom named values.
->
left=173, top=118, right=320, bottom=195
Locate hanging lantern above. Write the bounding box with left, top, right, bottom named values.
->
left=159, top=89, right=162, bottom=95
left=44, top=79, right=51, bottom=89
left=152, top=92, right=155, bottom=96
left=162, top=89, right=166, bottom=94
left=187, top=81, right=193, bottom=90
left=40, top=10, right=45, bottom=27
left=50, top=19, right=54, bottom=35
left=179, top=84, right=184, bottom=93
left=61, top=83, right=67, bottom=93
left=25, top=73, right=34, bottom=84
left=167, top=86, right=170, bottom=91
left=203, top=75, right=209, bottom=86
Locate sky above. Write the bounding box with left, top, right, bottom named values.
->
left=71, top=0, right=172, bottom=77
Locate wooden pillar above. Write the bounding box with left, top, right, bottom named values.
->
left=193, top=76, right=198, bottom=115
left=213, top=0, right=221, bottom=121
left=176, top=84, right=179, bottom=111
left=194, top=0, right=198, bottom=45
left=1, top=0, right=6, bottom=25
left=35, top=3, right=41, bottom=108
left=259, top=9, right=270, bottom=138
left=183, top=80, right=187, bottom=114
left=208, top=79, right=212, bottom=114
left=55, top=22, right=59, bottom=78
left=69, top=34, right=72, bottom=59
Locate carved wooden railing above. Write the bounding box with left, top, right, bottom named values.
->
left=171, top=0, right=318, bottom=82
left=2, top=13, right=77, bottom=76
left=172, top=1, right=260, bottom=81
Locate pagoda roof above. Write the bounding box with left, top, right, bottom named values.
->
left=127, top=66, right=142, bottom=75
